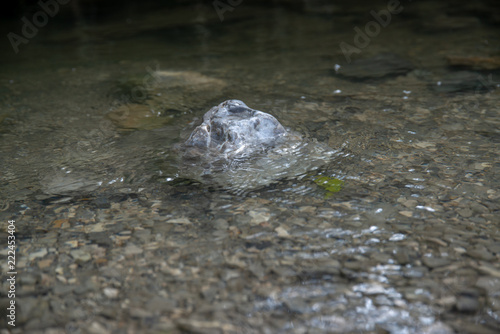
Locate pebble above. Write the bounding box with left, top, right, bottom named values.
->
left=123, top=243, right=143, bottom=256
left=248, top=209, right=271, bottom=224
left=41, top=173, right=99, bottom=196
left=456, top=293, right=480, bottom=313
left=476, top=276, right=500, bottom=294
left=436, top=295, right=456, bottom=308
left=446, top=55, right=500, bottom=70
left=421, top=322, right=454, bottom=334
left=103, top=287, right=120, bottom=299
left=421, top=256, right=451, bottom=269
left=69, top=249, right=92, bottom=263
left=37, top=258, right=53, bottom=269
left=336, top=53, right=414, bottom=79
left=145, top=296, right=176, bottom=313
left=53, top=284, right=75, bottom=295
left=29, top=248, right=48, bottom=261
left=65, top=240, right=79, bottom=248
left=457, top=208, right=473, bottom=218
left=467, top=246, right=495, bottom=261
left=433, top=71, right=494, bottom=93
left=399, top=211, right=413, bottom=217
left=88, top=322, right=111, bottom=334
left=275, top=226, right=290, bottom=238
left=403, top=266, right=428, bottom=278
left=393, top=247, right=411, bottom=265
left=290, top=217, right=307, bottom=226
left=213, top=218, right=229, bottom=230
left=166, top=217, right=192, bottom=224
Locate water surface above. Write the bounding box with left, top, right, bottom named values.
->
left=0, top=1, right=499, bottom=333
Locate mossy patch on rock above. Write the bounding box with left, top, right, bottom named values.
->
left=313, top=175, right=344, bottom=197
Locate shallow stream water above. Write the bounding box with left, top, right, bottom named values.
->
left=0, top=1, right=499, bottom=333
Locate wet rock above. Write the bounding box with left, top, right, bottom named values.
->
left=28, top=248, right=48, bottom=261
left=123, top=243, right=143, bottom=256
left=213, top=218, right=229, bottom=230
left=247, top=209, right=271, bottom=225
left=473, top=263, right=500, bottom=278
left=421, top=322, right=454, bottom=334
left=145, top=296, right=176, bottom=313
left=87, top=322, right=111, bottom=334
left=74, top=279, right=98, bottom=295
left=92, top=196, right=111, bottom=209
left=446, top=55, right=500, bottom=70
left=166, top=217, right=192, bottom=224
left=184, top=100, right=287, bottom=158
left=456, top=291, right=480, bottom=313
left=467, top=246, right=495, bottom=261
left=103, top=287, right=120, bottom=299
left=470, top=201, right=490, bottom=214
left=176, top=318, right=239, bottom=334
left=17, top=297, right=51, bottom=328
left=436, top=295, right=457, bottom=309
left=432, top=71, right=496, bottom=93
left=399, top=210, right=413, bottom=217
left=106, top=103, right=176, bottom=131
left=275, top=225, right=290, bottom=238
left=176, top=100, right=338, bottom=192
left=421, top=256, right=451, bottom=269
left=457, top=207, right=473, bottom=218
left=41, top=172, right=100, bottom=197
left=403, top=266, right=428, bottom=278
left=393, top=247, right=411, bottom=265
left=88, top=232, right=112, bottom=247
left=290, top=217, right=307, bottom=226
left=476, top=276, right=500, bottom=295
left=107, top=71, right=226, bottom=130
left=284, top=299, right=312, bottom=314
left=335, top=53, right=414, bottom=80
left=70, top=249, right=92, bottom=263
left=128, top=307, right=154, bottom=319
left=450, top=323, right=499, bottom=334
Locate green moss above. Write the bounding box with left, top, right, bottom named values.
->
left=312, top=175, right=344, bottom=197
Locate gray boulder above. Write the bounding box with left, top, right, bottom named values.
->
left=185, top=100, right=287, bottom=158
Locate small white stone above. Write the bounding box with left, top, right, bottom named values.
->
left=70, top=249, right=92, bottom=262
left=124, top=243, right=143, bottom=256
left=275, top=226, right=290, bottom=238
left=103, top=287, right=119, bottom=298
left=166, top=217, right=192, bottom=224
left=29, top=248, right=48, bottom=261
left=399, top=211, right=413, bottom=217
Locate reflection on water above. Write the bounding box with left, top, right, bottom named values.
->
left=0, top=0, right=499, bottom=333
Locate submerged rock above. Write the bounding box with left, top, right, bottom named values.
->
left=41, top=173, right=99, bottom=196
left=432, top=71, right=496, bottom=93
left=446, top=55, right=500, bottom=71
left=107, top=70, right=226, bottom=130
left=336, top=53, right=414, bottom=80
left=176, top=100, right=340, bottom=192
